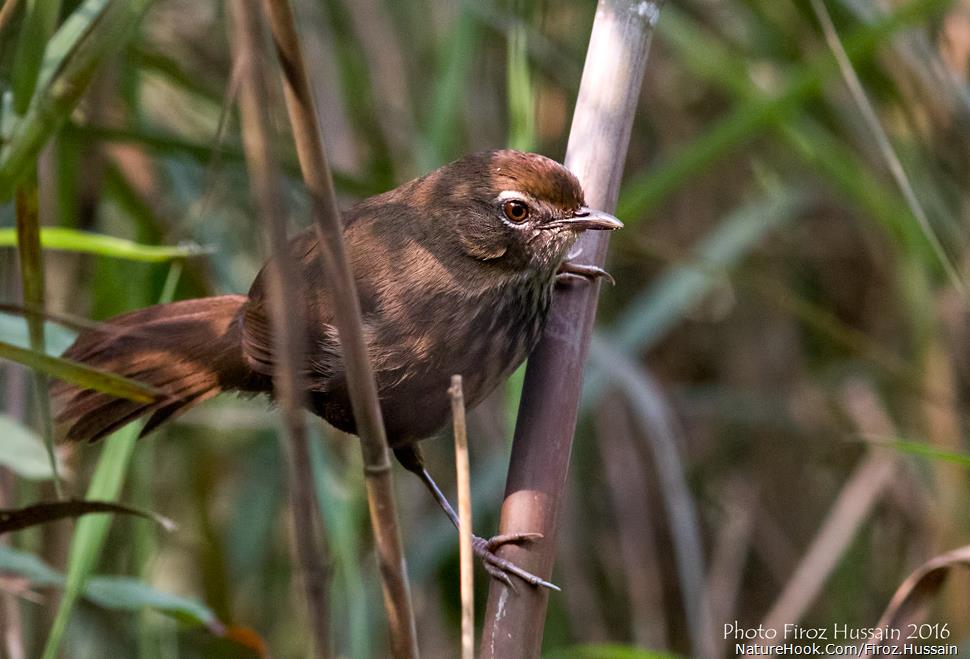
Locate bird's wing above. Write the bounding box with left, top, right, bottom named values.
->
left=240, top=228, right=337, bottom=382
left=240, top=206, right=389, bottom=390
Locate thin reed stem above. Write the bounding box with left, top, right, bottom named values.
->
left=260, top=1, right=418, bottom=656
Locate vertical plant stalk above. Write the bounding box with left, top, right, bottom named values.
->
left=450, top=375, right=474, bottom=659
left=480, top=1, right=665, bottom=656
left=749, top=380, right=898, bottom=659
left=227, top=2, right=331, bottom=657
left=259, top=1, right=418, bottom=657
left=15, top=179, right=62, bottom=497
left=807, top=0, right=963, bottom=294
left=0, top=0, right=23, bottom=39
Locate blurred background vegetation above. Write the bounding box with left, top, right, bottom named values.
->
left=1, top=0, right=969, bottom=657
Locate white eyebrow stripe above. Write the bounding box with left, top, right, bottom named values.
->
left=496, top=190, right=536, bottom=203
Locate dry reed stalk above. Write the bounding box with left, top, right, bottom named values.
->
left=228, top=1, right=331, bottom=656
left=450, top=375, right=475, bottom=659
left=748, top=380, right=898, bottom=659
left=260, top=1, right=418, bottom=656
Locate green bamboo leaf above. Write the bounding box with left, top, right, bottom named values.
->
left=0, top=340, right=160, bottom=403
left=0, top=0, right=156, bottom=201
left=0, top=543, right=63, bottom=586
left=0, top=545, right=215, bottom=628
left=0, top=543, right=267, bottom=655
left=616, top=0, right=952, bottom=221
left=83, top=577, right=218, bottom=626
left=0, top=227, right=211, bottom=262
left=0, top=414, right=65, bottom=480
left=655, top=6, right=938, bottom=270
left=10, top=0, right=62, bottom=114
left=863, top=437, right=970, bottom=469
left=41, top=265, right=181, bottom=659
left=42, top=424, right=140, bottom=659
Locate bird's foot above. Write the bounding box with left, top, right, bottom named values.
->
left=556, top=261, right=615, bottom=286
left=472, top=532, right=560, bottom=591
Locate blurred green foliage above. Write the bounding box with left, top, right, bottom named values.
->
left=1, top=0, right=969, bottom=657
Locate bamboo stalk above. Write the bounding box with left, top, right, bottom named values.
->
left=450, top=375, right=474, bottom=659
left=479, top=1, right=665, bottom=656
left=227, top=2, right=331, bottom=657
left=259, top=1, right=418, bottom=657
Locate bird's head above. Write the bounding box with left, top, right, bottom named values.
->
left=411, top=150, right=622, bottom=278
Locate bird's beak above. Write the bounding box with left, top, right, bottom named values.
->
left=556, top=207, right=623, bottom=232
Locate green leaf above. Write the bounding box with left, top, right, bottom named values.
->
left=41, top=264, right=181, bottom=659
left=0, top=340, right=161, bottom=403
left=83, top=577, right=216, bottom=626
left=0, top=312, right=77, bottom=355
left=0, top=415, right=65, bottom=480
left=864, top=437, right=970, bottom=469
left=66, top=122, right=380, bottom=198
left=0, top=545, right=216, bottom=627
left=0, top=544, right=63, bottom=586
left=616, top=0, right=953, bottom=221
left=0, top=226, right=211, bottom=262
left=307, top=432, right=373, bottom=659
left=42, top=425, right=141, bottom=659
left=656, top=6, right=936, bottom=272
left=10, top=0, right=62, bottom=115
left=0, top=0, right=156, bottom=200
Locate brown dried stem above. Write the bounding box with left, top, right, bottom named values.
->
left=259, top=1, right=418, bottom=657
left=480, top=1, right=665, bottom=656
left=227, top=2, right=330, bottom=657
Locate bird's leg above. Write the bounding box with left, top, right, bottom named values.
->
left=393, top=445, right=559, bottom=591
left=556, top=259, right=615, bottom=286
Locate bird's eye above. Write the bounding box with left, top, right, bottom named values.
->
left=503, top=200, right=530, bottom=223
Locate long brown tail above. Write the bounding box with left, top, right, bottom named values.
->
left=53, top=295, right=264, bottom=443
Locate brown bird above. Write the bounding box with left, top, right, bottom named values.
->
left=53, top=149, right=621, bottom=588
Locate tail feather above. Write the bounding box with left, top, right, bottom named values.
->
left=53, top=295, right=262, bottom=443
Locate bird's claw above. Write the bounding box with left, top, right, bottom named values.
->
left=556, top=261, right=616, bottom=286
left=472, top=532, right=560, bottom=592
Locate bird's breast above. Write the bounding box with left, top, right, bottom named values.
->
left=363, top=273, right=554, bottom=444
